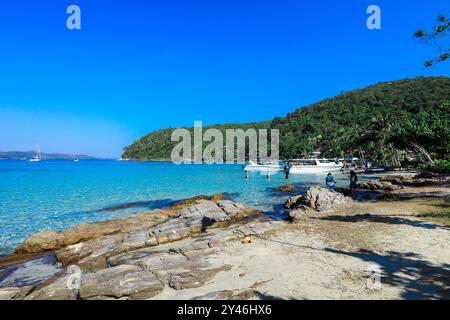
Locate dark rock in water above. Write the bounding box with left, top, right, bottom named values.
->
left=379, top=175, right=411, bottom=185
left=414, top=172, right=439, bottom=179
left=172, top=195, right=210, bottom=207
left=380, top=174, right=450, bottom=187
left=211, top=193, right=239, bottom=202
left=97, top=201, right=152, bottom=212
left=277, top=185, right=297, bottom=193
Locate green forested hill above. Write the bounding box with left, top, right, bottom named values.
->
left=123, top=76, right=450, bottom=164
left=272, top=76, right=450, bottom=161
left=122, top=122, right=270, bottom=160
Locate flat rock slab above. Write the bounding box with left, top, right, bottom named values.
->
left=0, top=286, right=33, bottom=300
left=168, top=265, right=233, bottom=290
left=0, top=254, right=62, bottom=288
left=79, top=265, right=163, bottom=300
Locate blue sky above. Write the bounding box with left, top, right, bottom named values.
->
left=0, top=0, right=448, bottom=158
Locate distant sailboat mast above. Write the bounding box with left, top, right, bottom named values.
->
left=30, top=144, right=42, bottom=162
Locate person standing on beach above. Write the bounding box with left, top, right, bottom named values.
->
left=349, top=170, right=358, bottom=198
left=325, top=173, right=336, bottom=190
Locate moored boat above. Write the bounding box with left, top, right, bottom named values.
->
left=288, top=159, right=343, bottom=174
left=244, top=160, right=282, bottom=173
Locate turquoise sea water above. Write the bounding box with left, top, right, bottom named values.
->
left=0, top=160, right=357, bottom=255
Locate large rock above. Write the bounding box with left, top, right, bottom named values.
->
left=286, top=187, right=353, bottom=216
left=305, top=187, right=353, bottom=211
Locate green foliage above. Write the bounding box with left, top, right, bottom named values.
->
left=122, top=122, right=270, bottom=160
left=418, top=159, right=450, bottom=173
left=271, top=77, right=450, bottom=165
left=414, top=13, right=449, bottom=67
left=390, top=101, right=450, bottom=159
left=123, top=77, right=450, bottom=164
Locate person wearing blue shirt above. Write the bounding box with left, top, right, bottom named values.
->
left=325, top=173, right=336, bottom=190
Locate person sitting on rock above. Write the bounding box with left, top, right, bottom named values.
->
left=325, top=173, right=336, bottom=190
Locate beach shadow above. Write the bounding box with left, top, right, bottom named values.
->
left=324, top=248, right=450, bottom=299
left=384, top=192, right=450, bottom=200
left=316, top=213, right=449, bottom=231
left=255, top=235, right=450, bottom=299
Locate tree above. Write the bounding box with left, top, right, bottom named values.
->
left=414, top=13, right=449, bottom=67
left=390, top=102, right=450, bottom=164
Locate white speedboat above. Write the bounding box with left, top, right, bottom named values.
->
left=244, top=161, right=282, bottom=173
left=289, top=159, right=343, bottom=174
left=29, top=145, right=42, bottom=162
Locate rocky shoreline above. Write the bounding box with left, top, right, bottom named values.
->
left=1, top=172, right=449, bottom=300
left=0, top=196, right=277, bottom=300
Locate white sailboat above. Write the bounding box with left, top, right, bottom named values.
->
left=29, top=145, right=42, bottom=162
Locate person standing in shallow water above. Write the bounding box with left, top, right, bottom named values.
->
left=349, top=170, right=358, bottom=198
left=244, top=170, right=249, bottom=180
left=325, top=173, right=336, bottom=190
left=284, top=165, right=290, bottom=180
